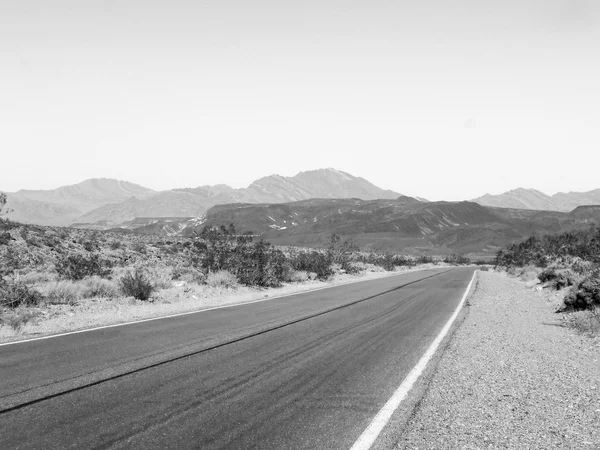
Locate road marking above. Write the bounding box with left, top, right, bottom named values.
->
left=349, top=270, right=477, bottom=450
left=0, top=268, right=432, bottom=348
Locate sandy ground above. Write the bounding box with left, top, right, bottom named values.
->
left=395, top=270, right=600, bottom=449
left=0, top=264, right=449, bottom=344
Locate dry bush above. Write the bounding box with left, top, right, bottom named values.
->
left=144, top=266, right=173, bottom=290
left=16, top=270, right=59, bottom=285
left=206, top=270, right=239, bottom=289
left=287, top=270, right=309, bottom=283
left=55, top=253, right=111, bottom=280
left=82, top=276, right=119, bottom=298
left=0, top=280, right=45, bottom=308
left=538, top=267, right=582, bottom=290
left=0, top=308, right=39, bottom=333
left=518, top=265, right=541, bottom=282
left=565, top=306, right=600, bottom=336
left=563, top=276, right=600, bottom=310
left=119, top=269, right=154, bottom=301
left=172, top=266, right=205, bottom=284
left=42, top=280, right=86, bottom=305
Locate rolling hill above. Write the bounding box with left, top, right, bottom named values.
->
left=92, top=198, right=600, bottom=257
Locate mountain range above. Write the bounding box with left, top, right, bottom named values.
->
left=3, top=169, right=600, bottom=256
left=3, top=169, right=400, bottom=227
left=472, top=188, right=600, bottom=212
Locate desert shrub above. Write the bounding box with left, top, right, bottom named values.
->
left=417, top=255, right=435, bottom=265
left=327, top=234, right=359, bottom=269
left=287, top=270, right=309, bottom=283
left=341, top=262, right=362, bottom=274
left=496, top=228, right=600, bottom=269
left=120, top=269, right=154, bottom=301
left=16, top=270, right=59, bottom=285
left=172, top=266, right=205, bottom=284
left=443, top=253, right=471, bottom=265
left=381, top=253, right=396, bottom=271
left=0, top=309, right=38, bottom=333
left=563, top=276, right=600, bottom=310
left=0, top=232, right=13, bottom=246
left=290, top=251, right=333, bottom=280
left=82, top=240, right=97, bottom=252
left=538, top=266, right=581, bottom=290
left=565, top=306, right=600, bottom=336
left=506, top=266, right=521, bottom=276
left=131, top=242, right=147, bottom=254
left=144, top=266, right=173, bottom=290
left=55, top=253, right=112, bottom=280
left=82, top=276, right=119, bottom=298
left=233, top=241, right=290, bottom=287
left=42, top=280, right=86, bottom=305
left=564, top=257, right=597, bottom=277
left=206, top=270, right=239, bottom=289
left=109, top=240, right=122, bottom=250
left=518, top=265, right=541, bottom=282
left=538, top=267, right=558, bottom=283
left=0, top=280, right=44, bottom=308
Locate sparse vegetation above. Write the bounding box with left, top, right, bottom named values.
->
left=206, top=270, right=239, bottom=289
left=0, top=212, right=474, bottom=339
left=55, top=253, right=112, bottom=281
left=496, top=227, right=600, bottom=334
left=0, top=308, right=38, bottom=333
left=119, top=269, right=154, bottom=301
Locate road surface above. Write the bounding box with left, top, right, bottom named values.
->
left=0, top=267, right=475, bottom=449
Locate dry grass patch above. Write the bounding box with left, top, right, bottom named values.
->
left=564, top=306, right=600, bottom=337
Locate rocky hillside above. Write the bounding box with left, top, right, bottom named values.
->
left=95, top=198, right=600, bottom=257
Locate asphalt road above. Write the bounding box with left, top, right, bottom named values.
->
left=0, top=267, right=475, bottom=449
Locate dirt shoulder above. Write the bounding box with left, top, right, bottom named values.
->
left=395, top=270, right=600, bottom=449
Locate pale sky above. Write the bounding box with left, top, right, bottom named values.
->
left=1, top=0, right=599, bottom=201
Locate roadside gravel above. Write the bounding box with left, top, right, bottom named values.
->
left=396, top=270, right=600, bottom=449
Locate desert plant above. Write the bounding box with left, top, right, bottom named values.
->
left=82, top=276, right=119, bottom=298
left=563, top=276, right=600, bottom=310
left=131, top=242, right=147, bottom=254
left=290, top=251, right=333, bottom=280
left=206, top=270, right=239, bottom=289
left=0, top=308, right=38, bottom=333
left=42, top=280, right=86, bottom=305
left=443, top=253, right=471, bottom=265
left=171, top=266, right=205, bottom=284
left=538, top=267, right=558, bottom=283
left=55, top=253, right=112, bottom=280
left=287, top=270, right=309, bottom=283
left=120, top=269, right=154, bottom=301
left=0, top=280, right=44, bottom=308
left=565, top=306, right=600, bottom=336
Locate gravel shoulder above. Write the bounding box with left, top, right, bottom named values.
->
left=396, top=270, right=600, bottom=449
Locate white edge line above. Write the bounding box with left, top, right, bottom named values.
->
left=349, top=270, right=477, bottom=450
left=0, top=267, right=432, bottom=348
